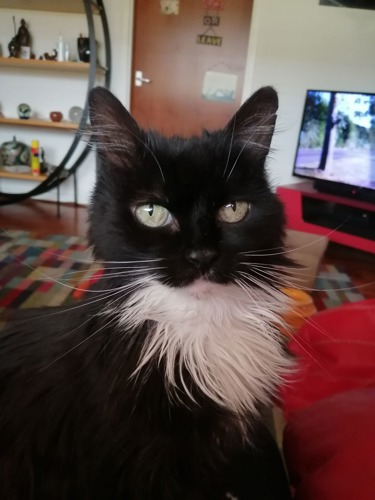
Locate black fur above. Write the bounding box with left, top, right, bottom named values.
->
left=0, top=87, right=292, bottom=499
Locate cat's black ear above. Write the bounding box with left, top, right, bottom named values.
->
left=88, top=87, right=140, bottom=168
left=225, top=86, right=278, bottom=161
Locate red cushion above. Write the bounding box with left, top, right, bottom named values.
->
left=280, top=299, right=375, bottom=420
left=283, top=388, right=375, bottom=500
left=279, top=299, right=375, bottom=499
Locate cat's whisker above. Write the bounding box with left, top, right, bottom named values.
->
left=239, top=246, right=286, bottom=256
left=237, top=270, right=280, bottom=296
left=240, top=224, right=349, bottom=259
left=43, top=314, right=121, bottom=369
left=243, top=264, right=299, bottom=284
left=48, top=265, right=160, bottom=281
left=246, top=263, right=375, bottom=295
left=287, top=307, right=336, bottom=341
left=235, top=272, right=280, bottom=305
left=247, top=267, right=293, bottom=289
left=281, top=329, right=336, bottom=378
left=2, top=248, right=159, bottom=294
left=1, top=227, right=166, bottom=267
left=100, top=258, right=165, bottom=265
left=3, top=284, right=135, bottom=326
left=247, top=263, right=375, bottom=297
left=238, top=269, right=339, bottom=342
left=298, top=280, right=375, bottom=294
left=225, top=114, right=276, bottom=181
left=238, top=269, right=280, bottom=285
left=247, top=263, right=296, bottom=276
left=222, top=114, right=236, bottom=179
left=241, top=265, right=375, bottom=342
left=235, top=276, right=337, bottom=368
left=135, top=135, right=166, bottom=183
left=91, top=268, right=167, bottom=283
left=239, top=250, right=295, bottom=258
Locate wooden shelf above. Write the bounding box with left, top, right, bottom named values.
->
left=0, top=0, right=99, bottom=14
left=0, top=170, right=47, bottom=182
left=0, top=57, right=106, bottom=75
left=0, top=117, right=79, bottom=131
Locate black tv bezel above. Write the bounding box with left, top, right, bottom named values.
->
left=292, top=88, right=375, bottom=203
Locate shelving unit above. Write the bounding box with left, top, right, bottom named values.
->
left=0, top=0, right=98, bottom=14
left=0, top=117, right=79, bottom=131
left=0, top=171, right=48, bottom=182
left=0, top=56, right=106, bottom=75
left=0, top=0, right=111, bottom=214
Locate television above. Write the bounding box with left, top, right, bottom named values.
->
left=293, top=89, right=375, bottom=203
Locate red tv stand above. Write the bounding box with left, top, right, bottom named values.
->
left=276, top=182, right=375, bottom=254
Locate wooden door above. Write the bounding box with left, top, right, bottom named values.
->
left=131, top=0, right=253, bottom=136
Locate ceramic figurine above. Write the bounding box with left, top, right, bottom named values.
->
left=17, top=103, right=32, bottom=119
left=43, top=49, right=58, bottom=61
left=0, top=136, right=30, bottom=167
left=17, top=19, right=31, bottom=48
left=8, top=17, right=31, bottom=58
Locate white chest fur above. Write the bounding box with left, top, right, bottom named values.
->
left=114, top=279, right=292, bottom=415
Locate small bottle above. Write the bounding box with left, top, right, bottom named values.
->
left=57, top=34, right=64, bottom=62
left=31, top=140, right=41, bottom=175
left=64, top=42, right=70, bottom=62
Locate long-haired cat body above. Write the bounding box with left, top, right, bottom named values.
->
left=0, top=87, right=293, bottom=499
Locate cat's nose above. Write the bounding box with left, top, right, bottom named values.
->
left=186, top=248, right=218, bottom=268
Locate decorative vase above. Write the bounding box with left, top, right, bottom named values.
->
left=77, top=35, right=90, bottom=62
left=50, top=111, right=63, bottom=122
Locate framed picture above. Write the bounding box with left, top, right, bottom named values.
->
left=319, top=0, right=375, bottom=10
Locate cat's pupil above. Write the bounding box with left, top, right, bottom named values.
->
left=147, top=204, right=154, bottom=216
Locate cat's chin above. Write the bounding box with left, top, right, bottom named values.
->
left=184, top=277, right=223, bottom=297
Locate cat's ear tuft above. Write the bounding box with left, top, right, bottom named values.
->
left=225, top=86, right=278, bottom=161
left=88, top=87, right=140, bottom=168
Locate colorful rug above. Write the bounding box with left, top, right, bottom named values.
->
left=0, top=229, right=367, bottom=315
left=0, top=230, right=100, bottom=315
left=312, top=262, right=365, bottom=311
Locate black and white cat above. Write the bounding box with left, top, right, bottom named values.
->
left=0, top=87, right=293, bottom=499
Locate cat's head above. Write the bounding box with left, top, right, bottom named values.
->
left=88, top=87, right=291, bottom=291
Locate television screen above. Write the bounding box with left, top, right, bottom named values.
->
left=293, top=89, right=375, bottom=193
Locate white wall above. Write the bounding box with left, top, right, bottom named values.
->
left=242, top=0, right=375, bottom=188
left=103, top=0, right=134, bottom=107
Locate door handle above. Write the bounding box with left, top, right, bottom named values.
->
left=135, top=70, right=152, bottom=87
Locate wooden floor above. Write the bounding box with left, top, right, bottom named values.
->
left=0, top=199, right=89, bottom=238
left=1, top=199, right=375, bottom=299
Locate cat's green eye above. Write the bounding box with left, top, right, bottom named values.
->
left=217, top=201, right=249, bottom=224
left=134, top=203, right=173, bottom=228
